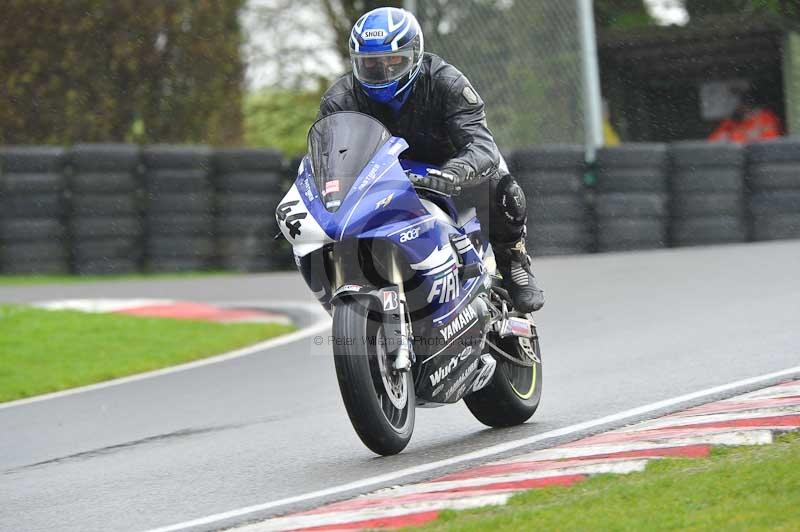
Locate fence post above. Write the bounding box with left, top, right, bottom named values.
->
left=577, top=0, right=604, bottom=163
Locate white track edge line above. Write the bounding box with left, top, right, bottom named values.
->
left=0, top=302, right=331, bottom=411
left=144, top=364, right=800, bottom=532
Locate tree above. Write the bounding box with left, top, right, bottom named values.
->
left=320, top=0, right=403, bottom=63
left=246, top=0, right=401, bottom=89
left=245, top=89, right=324, bottom=156
left=0, top=0, right=245, bottom=145
left=247, top=0, right=594, bottom=148
left=243, top=0, right=402, bottom=153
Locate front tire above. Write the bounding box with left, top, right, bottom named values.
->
left=332, top=299, right=415, bottom=456
left=464, top=327, right=542, bottom=427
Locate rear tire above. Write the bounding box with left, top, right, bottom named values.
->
left=465, top=328, right=542, bottom=427
left=332, top=300, right=415, bottom=456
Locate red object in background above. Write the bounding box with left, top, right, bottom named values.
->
left=709, top=108, right=782, bottom=144
left=117, top=302, right=275, bottom=322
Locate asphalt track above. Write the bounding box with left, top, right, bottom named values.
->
left=1, top=240, right=799, bottom=532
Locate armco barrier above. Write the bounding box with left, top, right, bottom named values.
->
left=69, top=144, right=142, bottom=274
left=0, top=147, right=69, bottom=274
left=746, top=139, right=800, bottom=242
left=595, top=144, right=669, bottom=252
left=511, top=145, right=592, bottom=256
left=669, top=142, right=746, bottom=247
left=2, top=142, right=800, bottom=276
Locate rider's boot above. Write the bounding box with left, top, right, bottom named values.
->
left=495, top=236, right=545, bottom=313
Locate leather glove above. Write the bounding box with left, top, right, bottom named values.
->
left=411, top=168, right=463, bottom=196
left=441, top=159, right=477, bottom=184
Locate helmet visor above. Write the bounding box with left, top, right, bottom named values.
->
left=351, top=49, right=414, bottom=86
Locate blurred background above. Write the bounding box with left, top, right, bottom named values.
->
left=5, top=0, right=799, bottom=150
left=1, top=0, right=799, bottom=275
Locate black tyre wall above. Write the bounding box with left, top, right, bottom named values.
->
left=214, top=150, right=288, bottom=272
left=746, top=140, right=800, bottom=242
left=142, top=145, right=213, bottom=272
left=68, top=144, right=143, bottom=274
left=1, top=144, right=292, bottom=275
left=509, top=145, right=591, bottom=256
left=0, top=147, right=68, bottom=274
left=595, top=144, right=668, bottom=251
left=669, top=142, right=746, bottom=247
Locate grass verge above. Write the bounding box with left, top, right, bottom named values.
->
left=0, top=304, right=296, bottom=403
left=0, top=272, right=237, bottom=286
left=421, top=432, right=800, bottom=531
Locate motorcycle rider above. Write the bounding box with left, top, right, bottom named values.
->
left=318, top=7, right=544, bottom=313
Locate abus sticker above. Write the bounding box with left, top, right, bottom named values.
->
left=362, top=29, right=387, bottom=40
left=324, top=180, right=340, bottom=195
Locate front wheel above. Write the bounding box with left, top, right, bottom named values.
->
left=332, top=299, right=415, bottom=456
left=464, top=327, right=542, bottom=427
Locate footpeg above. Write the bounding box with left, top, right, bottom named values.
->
left=459, top=262, right=483, bottom=280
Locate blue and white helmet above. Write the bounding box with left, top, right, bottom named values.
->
left=349, top=7, right=424, bottom=106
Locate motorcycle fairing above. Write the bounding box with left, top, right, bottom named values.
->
left=280, top=134, right=489, bottom=318
left=281, top=121, right=492, bottom=403
left=278, top=137, right=425, bottom=253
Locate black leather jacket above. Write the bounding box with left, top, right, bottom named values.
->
left=318, top=53, right=503, bottom=185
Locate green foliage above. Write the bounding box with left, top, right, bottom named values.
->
left=0, top=272, right=234, bottom=286
left=244, top=88, right=324, bottom=156
left=594, top=0, right=654, bottom=29
left=321, top=0, right=404, bottom=63
left=0, top=0, right=245, bottom=145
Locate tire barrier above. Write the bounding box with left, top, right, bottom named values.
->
left=595, top=144, right=669, bottom=252
left=142, top=146, right=214, bottom=272
left=0, top=147, right=69, bottom=274
left=2, top=142, right=799, bottom=276
left=511, top=145, right=591, bottom=256
left=669, top=142, right=746, bottom=247
left=746, top=139, right=800, bottom=242
left=214, top=148, right=286, bottom=272
left=68, top=144, right=142, bottom=274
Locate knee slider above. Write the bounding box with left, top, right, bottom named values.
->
left=496, top=174, right=527, bottom=224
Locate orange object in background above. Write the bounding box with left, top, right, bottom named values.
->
left=709, top=108, right=782, bottom=144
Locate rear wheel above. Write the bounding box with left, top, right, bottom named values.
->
left=464, top=324, right=542, bottom=427
left=332, top=300, right=415, bottom=455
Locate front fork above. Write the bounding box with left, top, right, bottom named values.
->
left=385, top=248, right=412, bottom=372
left=327, top=242, right=412, bottom=372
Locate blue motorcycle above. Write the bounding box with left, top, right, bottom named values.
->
left=276, top=112, right=542, bottom=455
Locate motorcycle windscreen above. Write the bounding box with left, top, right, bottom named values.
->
left=308, top=112, right=392, bottom=212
